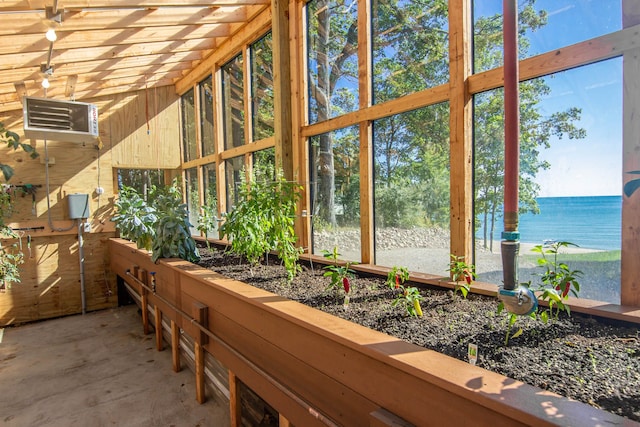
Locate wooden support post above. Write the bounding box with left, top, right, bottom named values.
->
left=192, top=301, right=208, bottom=404
left=137, top=268, right=150, bottom=335
left=448, top=0, right=473, bottom=262
left=171, top=320, right=181, bottom=372
left=272, top=0, right=294, bottom=180
left=229, top=371, right=242, bottom=427
left=154, top=305, right=163, bottom=351
left=621, top=0, right=640, bottom=306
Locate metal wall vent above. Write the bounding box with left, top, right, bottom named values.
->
left=23, top=97, right=99, bottom=143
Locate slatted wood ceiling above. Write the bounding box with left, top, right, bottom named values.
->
left=0, top=0, right=269, bottom=113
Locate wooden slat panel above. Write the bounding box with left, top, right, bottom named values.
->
left=109, top=86, right=182, bottom=169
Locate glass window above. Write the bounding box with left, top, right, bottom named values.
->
left=372, top=0, right=449, bottom=104
left=473, top=59, right=622, bottom=304
left=199, top=75, right=215, bottom=157
left=307, top=0, right=359, bottom=124
left=203, top=163, right=217, bottom=206
left=222, top=55, right=246, bottom=150
left=310, top=126, right=360, bottom=262
left=253, top=147, right=275, bottom=180
left=373, top=103, right=450, bottom=274
left=185, top=168, right=200, bottom=235
left=116, top=168, right=165, bottom=198
left=181, top=88, right=197, bottom=162
left=473, top=0, right=622, bottom=73
left=202, top=162, right=218, bottom=237
left=251, top=33, right=274, bottom=141
left=225, top=156, right=244, bottom=210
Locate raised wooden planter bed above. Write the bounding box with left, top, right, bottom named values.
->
left=108, top=238, right=636, bottom=426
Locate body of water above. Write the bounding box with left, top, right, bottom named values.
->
left=476, top=195, right=622, bottom=251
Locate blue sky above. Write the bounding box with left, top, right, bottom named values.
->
left=475, top=0, right=623, bottom=197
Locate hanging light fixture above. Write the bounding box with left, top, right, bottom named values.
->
left=45, top=28, right=57, bottom=42
left=40, top=64, right=54, bottom=90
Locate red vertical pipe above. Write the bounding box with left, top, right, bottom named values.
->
left=503, top=0, right=519, bottom=232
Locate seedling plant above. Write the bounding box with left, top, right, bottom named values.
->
left=447, top=254, right=476, bottom=298
left=322, top=247, right=356, bottom=308
left=498, top=241, right=582, bottom=345
left=531, top=240, right=582, bottom=323
left=386, top=266, right=423, bottom=317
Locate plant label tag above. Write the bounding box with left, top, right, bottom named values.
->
left=468, top=343, right=478, bottom=366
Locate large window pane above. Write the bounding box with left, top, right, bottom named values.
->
left=253, top=147, right=275, bottom=180
left=473, top=0, right=622, bottom=73
left=116, top=169, right=165, bottom=197
left=372, top=0, right=448, bottom=104
left=222, top=55, right=245, bottom=150
left=199, top=75, right=215, bottom=157
left=373, top=103, right=450, bottom=275
left=251, top=33, right=274, bottom=141
left=181, top=88, right=197, bottom=162
left=474, top=59, right=622, bottom=304
left=310, top=126, right=360, bottom=262
left=185, top=168, right=199, bottom=235
left=202, top=162, right=218, bottom=237
left=307, top=0, right=359, bottom=124
left=225, top=156, right=244, bottom=210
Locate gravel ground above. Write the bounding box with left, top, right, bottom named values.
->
left=197, top=244, right=640, bottom=423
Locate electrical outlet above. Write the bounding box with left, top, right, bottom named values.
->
left=83, top=222, right=91, bottom=233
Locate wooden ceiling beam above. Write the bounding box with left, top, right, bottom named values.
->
left=0, top=23, right=232, bottom=54
left=0, top=69, right=187, bottom=96
left=0, top=7, right=248, bottom=36
left=0, top=38, right=213, bottom=70
left=0, top=78, right=177, bottom=112
left=0, top=54, right=196, bottom=83
left=0, top=0, right=268, bottom=12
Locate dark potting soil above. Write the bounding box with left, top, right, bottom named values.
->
left=196, top=245, right=640, bottom=422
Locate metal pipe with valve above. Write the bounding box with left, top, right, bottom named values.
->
left=497, top=0, right=537, bottom=316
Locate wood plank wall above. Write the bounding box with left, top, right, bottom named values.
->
left=0, top=86, right=181, bottom=325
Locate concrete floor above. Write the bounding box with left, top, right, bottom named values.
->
left=0, top=305, right=229, bottom=427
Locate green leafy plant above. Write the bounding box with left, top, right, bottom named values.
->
left=447, top=254, right=476, bottom=298
left=531, top=240, right=582, bottom=323
left=386, top=266, right=409, bottom=290
left=387, top=266, right=423, bottom=317
left=1, top=121, right=38, bottom=182
left=111, top=185, right=157, bottom=250
left=197, top=198, right=218, bottom=249
left=497, top=304, right=529, bottom=346
left=0, top=122, right=39, bottom=289
left=0, top=188, right=23, bottom=290
left=150, top=180, right=200, bottom=263
left=322, top=247, right=356, bottom=307
left=220, top=168, right=303, bottom=282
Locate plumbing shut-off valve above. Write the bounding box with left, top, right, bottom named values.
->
left=497, top=233, right=537, bottom=316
